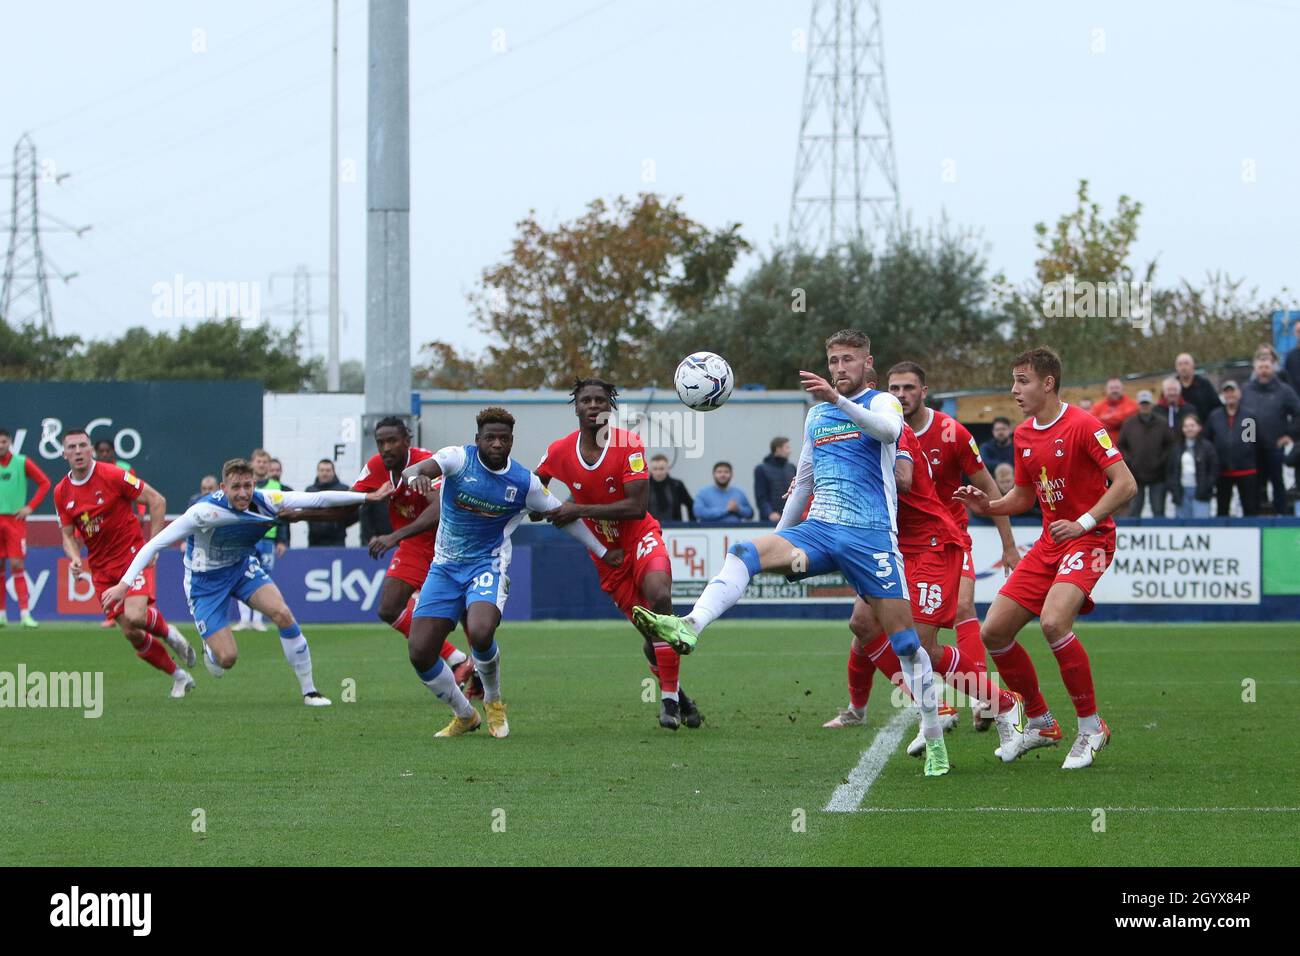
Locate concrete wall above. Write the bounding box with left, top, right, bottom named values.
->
left=263, top=393, right=367, bottom=546
left=416, top=388, right=812, bottom=504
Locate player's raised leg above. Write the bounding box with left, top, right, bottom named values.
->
left=118, top=593, right=196, bottom=698
left=868, top=593, right=949, bottom=777
left=245, top=582, right=330, bottom=706
left=634, top=533, right=798, bottom=653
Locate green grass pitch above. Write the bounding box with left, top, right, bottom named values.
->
left=1, top=620, right=1295, bottom=866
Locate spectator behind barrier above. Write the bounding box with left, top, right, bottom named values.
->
left=694, top=461, right=754, bottom=523
left=979, top=416, right=1015, bottom=473
left=188, top=474, right=218, bottom=507
left=647, top=453, right=694, bottom=523
left=1241, top=350, right=1300, bottom=514
left=1285, top=318, right=1300, bottom=391
left=1167, top=414, right=1218, bottom=519
left=1156, top=376, right=1195, bottom=431
left=1119, top=390, right=1175, bottom=516
left=304, top=459, right=356, bottom=547
left=1203, top=380, right=1259, bottom=516
left=1094, top=377, right=1139, bottom=446
left=753, top=436, right=796, bottom=522
left=1175, top=352, right=1222, bottom=424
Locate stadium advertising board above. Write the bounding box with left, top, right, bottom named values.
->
left=665, top=526, right=855, bottom=604
left=967, top=525, right=1260, bottom=605
left=0, top=380, right=263, bottom=515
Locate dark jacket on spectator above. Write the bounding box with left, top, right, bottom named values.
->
left=1165, top=438, right=1219, bottom=503
left=1179, top=374, right=1222, bottom=424
left=1285, top=348, right=1300, bottom=397
left=753, top=454, right=796, bottom=520
left=648, top=475, right=694, bottom=523
left=1118, top=412, right=1175, bottom=484
left=1155, top=398, right=1196, bottom=432
left=1204, top=404, right=1259, bottom=474
left=1240, top=375, right=1300, bottom=444
left=978, top=438, right=1015, bottom=474
left=304, top=478, right=356, bottom=546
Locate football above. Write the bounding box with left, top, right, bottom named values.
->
left=673, top=351, right=734, bottom=411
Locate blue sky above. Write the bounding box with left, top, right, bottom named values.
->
left=6, top=0, right=1296, bottom=365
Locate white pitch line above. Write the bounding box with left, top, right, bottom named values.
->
left=854, top=806, right=1300, bottom=814
left=824, top=708, right=914, bottom=813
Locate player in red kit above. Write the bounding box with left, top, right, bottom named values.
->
left=955, top=347, right=1136, bottom=769
left=536, top=379, right=702, bottom=731
left=52, top=428, right=197, bottom=697
left=0, top=427, right=52, bottom=628
left=885, top=361, right=1021, bottom=731
left=826, top=416, right=1026, bottom=757
left=286, top=417, right=476, bottom=690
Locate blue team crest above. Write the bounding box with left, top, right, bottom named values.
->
left=505, top=485, right=518, bottom=502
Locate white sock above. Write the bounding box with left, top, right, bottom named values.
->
left=253, top=609, right=265, bottom=626
left=204, top=644, right=226, bottom=677
left=279, top=632, right=317, bottom=695
left=1028, top=710, right=1055, bottom=730
left=684, top=553, right=752, bottom=632
left=661, top=689, right=679, bottom=702
left=421, top=662, right=475, bottom=718
left=446, top=647, right=468, bottom=667
left=238, top=602, right=251, bottom=624
left=897, top=649, right=942, bottom=739
left=474, top=644, right=502, bottom=703
left=1079, top=713, right=1102, bottom=735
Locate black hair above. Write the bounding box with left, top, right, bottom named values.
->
left=992, top=416, right=1012, bottom=428
left=374, top=415, right=410, bottom=436
left=0, top=428, right=10, bottom=439
left=569, top=377, right=619, bottom=409
left=476, top=406, right=516, bottom=431
left=713, top=461, right=733, bottom=471
left=317, top=458, right=335, bottom=467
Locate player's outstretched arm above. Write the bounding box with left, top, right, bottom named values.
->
left=799, top=371, right=903, bottom=443
left=100, top=508, right=205, bottom=609
left=402, top=451, right=455, bottom=496
left=966, top=466, right=1021, bottom=571
left=954, top=482, right=1035, bottom=517
left=527, top=477, right=619, bottom=566
left=1048, top=459, right=1137, bottom=543
left=275, top=484, right=392, bottom=513
left=548, top=478, right=650, bottom=527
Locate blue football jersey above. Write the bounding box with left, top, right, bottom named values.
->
left=433, top=444, right=538, bottom=569
left=183, top=490, right=280, bottom=573
left=803, top=388, right=903, bottom=532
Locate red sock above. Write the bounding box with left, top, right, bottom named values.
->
left=652, top=641, right=680, bottom=694
left=14, top=573, right=30, bottom=612
left=939, top=642, right=1018, bottom=715
left=955, top=617, right=985, bottom=681
left=392, top=597, right=414, bottom=638
left=136, top=635, right=176, bottom=675
left=439, top=640, right=459, bottom=662
left=1049, top=632, right=1096, bottom=718
left=847, top=642, right=875, bottom=710
left=0, top=570, right=6, bottom=611
left=862, top=632, right=907, bottom=693
left=988, top=640, right=1047, bottom=718
left=144, top=605, right=170, bottom=639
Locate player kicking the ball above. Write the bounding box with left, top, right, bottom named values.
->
left=954, top=347, right=1136, bottom=769
left=636, top=330, right=951, bottom=776
left=102, top=458, right=394, bottom=706
left=535, top=378, right=702, bottom=731
left=402, top=407, right=620, bottom=740
left=53, top=429, right=197, bottom=698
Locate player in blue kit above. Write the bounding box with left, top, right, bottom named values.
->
left=636, top=330, right=951, bottom=775
left=101, top=457, right=394, bottom=706
left=402, top=406, right=621, bottom=740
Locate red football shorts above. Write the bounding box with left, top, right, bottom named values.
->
left=998, top=529, right=1116, bottom=617
left=597, top=528, right=672, bottom=619
left=903, top=543, right=963, bottom=628
left=0, top=515, right=26, bottom=560
left=92, top=563, right=156, bottom=621
left=387, top=539, right=435, bottom=590
left=959, top=547, right=976, bottom=582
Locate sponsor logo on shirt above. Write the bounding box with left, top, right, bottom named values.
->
left=124, top=472, right=141, bottom=489
left=813, top=421, right=862, bottom=445
left=968, top=437, right=982, bottom=461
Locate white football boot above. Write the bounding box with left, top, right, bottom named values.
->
left=823, top=706, right=866, bottom=729
left=1062, top=717, right=1111, bottom=770
left=303, top=691, right=332, bottom=707
left=170, top=669, right=196, bottom=698
left=164, top=625, right=197, bottom=668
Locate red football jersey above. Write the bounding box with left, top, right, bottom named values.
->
left=536, top=428, right=660, bottom=548
left=912, top=408, right=985, bottom=548
left=895, top=426, right=965, bottom=553
left=354, top=447, right=442, bottom=536
left=53, top=461, right=147, bottom=572
left=1013, top=402, right=1123, bottom=538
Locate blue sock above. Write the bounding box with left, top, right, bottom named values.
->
left=888, top=627, right=920, bottom=656
left=417, top=659, right=445, bottom=682
left=472, top=640, right=499, bottom=662
left=278, top=623, right=302, bottom=640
